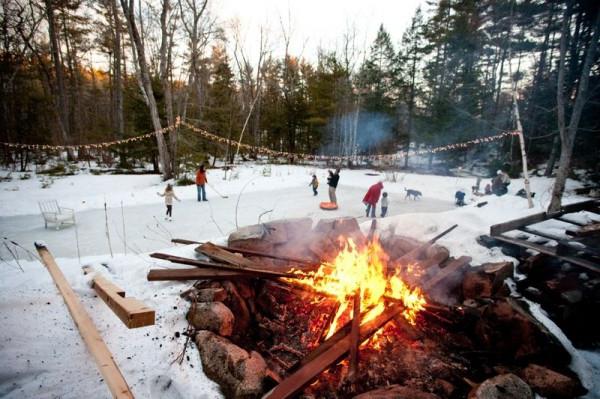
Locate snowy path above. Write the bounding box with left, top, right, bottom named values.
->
left=0, top=185, right=454, bottom=260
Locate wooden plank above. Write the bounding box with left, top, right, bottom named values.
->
left=566, top=222, right=600, bottom=237
left=83, top=266, right=125, bottom=297
left=147, top=268, right=256, bottom=281
left=172, top=238, right=317, bottom=265
left=348, top=289, right=361, bottom=382
left=150, top=252, right=296, bottom=278
left=490, top=200, right=600, bottom=236
left=494, top=235, right=600, bottom=273
left=557, top=217, right=586, bottom=227
left=421, top=256, right=472, bottom=292
left=196, top=242, right=271, bottom=270
left=35, top=243, right=134, bottom=399
left=265, top=304, right=404, bottom=399
left=90, top=274, right=154, bottom=328
left=490, top=212, right=548, bottom=236
left=520, top=227, right=600, bottom=258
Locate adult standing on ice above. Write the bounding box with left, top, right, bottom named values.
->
left=327, top=168, right=340, bottom=204
left=196, top=164, right=208, bottom=201
left=363, top=181, right=384, bottom=218
left=157, top=183, right=180, bottom=221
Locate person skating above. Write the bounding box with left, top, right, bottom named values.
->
left=157, top=183, right=180, bottom=221
left=327, top=168, right=340, bottom=204
left=309, top=174, right=319, bottom=196
left=381, top=192, right=389, bottom=217
left=363, top=181, right=384, bottom=218
left=196, top=164, right=208, bottom=201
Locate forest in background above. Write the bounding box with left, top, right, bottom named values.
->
left=1, top=0, right=599, bottom=183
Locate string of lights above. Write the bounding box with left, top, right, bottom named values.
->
left=1, top=118, right=519, bottom=161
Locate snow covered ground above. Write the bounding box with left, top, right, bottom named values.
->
left=0, top=163, right=598, bottom=398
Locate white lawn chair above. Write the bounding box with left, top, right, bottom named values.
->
left=38, top=200, right=76, bottom=230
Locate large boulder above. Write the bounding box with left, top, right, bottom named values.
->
left=187, top=302, right=234, bottom=337
left=468, top=373, right=533, bottom=399
left=195, top=287, right=227, bottom=303
left=196, top=330, right=267, bottom=398
left=265, top=218, right=312, bottom=240
left=313, top=217, right=365, bottom=245
left=228, top=224, right=274, bottom=253
left=354, top=385, right=440, bottom=399
left=519, top=364, right=585, bottom=398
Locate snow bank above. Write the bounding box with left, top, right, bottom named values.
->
left=0, top=246, right=223, bottom=399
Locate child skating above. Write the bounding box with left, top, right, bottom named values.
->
left=157, top=183, right=180, bottom=221
left=381, top=192, right=389, bottom=217
left=309, top=175, right=319, bottom=196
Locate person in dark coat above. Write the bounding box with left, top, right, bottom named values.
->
left=363, top=181, right=384, bottom=218
left=327, top=168, right=340, bottom=204
left=455, top=190, right=466, bottom=206
left=309, top=175, right=319, bottom=196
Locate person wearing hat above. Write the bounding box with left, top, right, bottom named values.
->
left=492, top=170, right=510, bottom=196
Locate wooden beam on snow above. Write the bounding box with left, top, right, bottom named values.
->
left=85, top=270, right=154, bottom=329
left=35, top=243, right=134, bottom=399
left=566, top=222, right=600, bottom=238
left=494, top=235, right=600, bottom=273
left=489, top=199, right=600, bottom=236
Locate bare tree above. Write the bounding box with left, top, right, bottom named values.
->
left=178, top=0, right=211, bottom=122
left=120, top=0, right=172, bottom=179
left=159, top=0, right=180, bottom=173
left=231, top=22, right=268, bottom=161
left=548, top=4, right=600, bottom=212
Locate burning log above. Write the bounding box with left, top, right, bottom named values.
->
left=348, top=288, right=361, bottom=382
left=264, top=304, right=405, bottom=399
left=394, top=224, right=458, bottom=265
left=172, top=238, right=317, bottom=266
left=150, top=252, right=296, bottom=278
left=421, top=256, right=472, bottom=292
left=196, top=242, right=302, bottom=276
left=147, top=268, right=254, bottom=281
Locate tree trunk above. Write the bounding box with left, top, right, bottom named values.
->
left=120, top=0, right=172, bottom=180
left=544, top=135, right=560, bottom=176
left=111, top=0, right=124, bottom=139
left=548, top=5, right=600, bottom=212
left=159, top=0, right=178, bottom=174
left=44, top=0, right=69, bottom=145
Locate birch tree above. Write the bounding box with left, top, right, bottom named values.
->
left=548, top=4, right=600, bottom=212
left=120, top=0, right=172, bottom=179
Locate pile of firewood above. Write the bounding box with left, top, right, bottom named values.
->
left=148, top=217, right=587, bottom=399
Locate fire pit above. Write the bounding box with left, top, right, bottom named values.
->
left=150, top=217, right=587, bottom=399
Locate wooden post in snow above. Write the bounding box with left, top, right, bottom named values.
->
left=507, top=45, right=534, bottom=209
left=35, top=243, right=134, bottom=399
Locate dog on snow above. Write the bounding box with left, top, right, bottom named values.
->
left=404, top=188, right=422, bottom=200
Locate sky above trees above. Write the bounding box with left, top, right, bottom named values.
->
left=214, top=0, right=425, bottom=63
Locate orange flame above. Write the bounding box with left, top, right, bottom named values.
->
left=290, top=238, right=426, bottom=340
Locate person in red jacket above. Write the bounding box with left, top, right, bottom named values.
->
left=363, top=181, right=384, bottom=218
left=195, top=164, right=208, bottom=201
